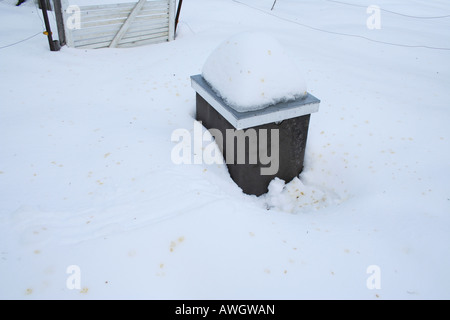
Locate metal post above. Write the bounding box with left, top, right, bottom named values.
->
left=39, top=0, right=60, bottom=51
left=53, top=0, right=66, bottom=46
left=175, top=0, right=183, bottom=33
left=38, top=0, right=52, bottom=10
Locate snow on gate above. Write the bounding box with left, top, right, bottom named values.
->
left=61, top=0, right=176, bottom=49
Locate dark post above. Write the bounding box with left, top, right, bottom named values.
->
left=271, top=0, right=277, bottom=11
left=38, top=0, right=52, bottom=10
left=53, top=0, right=66, bottom=46
left=175, top=0, right=183, bottom=33
left=39, top=0, right=60, bottom=51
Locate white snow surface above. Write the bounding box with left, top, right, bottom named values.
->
left=202, top=32, right=307, bottom=111
left=1, top=0, right=450, bottom=300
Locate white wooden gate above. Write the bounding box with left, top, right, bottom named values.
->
left=62, top=0, right=176, bottom=49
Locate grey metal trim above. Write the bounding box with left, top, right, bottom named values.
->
left=191, top=74, right=320, bottom=130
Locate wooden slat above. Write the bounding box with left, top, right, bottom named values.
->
left=143, top=0, right=169, bottom=9
left=81, top=18, right=125, bottom=29
left=118, top=35, right=168, bottom=48
left=127, top=20, right=169, bottom=33
left=134, top=16, right=169, bottom=28
left=136, top=13, right=169, bottom=21
left=120, top=27, right=168, bottom=41
left=80, top=7, right=132, bottom=17
left=81, top=11, right=131, bottom=24
left=140, top=4, right=169, bottom=12
left=137, top=8, right=169, bottom=17
left=144, top=0, right=169, bottom=5
left=77, top=41, right=112, bottom=49
left=142, top=3, right=168, bottom=8
left=119, top=31, right=168, bottom=45
left=79, top=2, right=136, bottom=11
left=74, top=33, right=116, bottom=47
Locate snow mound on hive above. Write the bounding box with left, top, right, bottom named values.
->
left=202, top=32, right=307, bottom=112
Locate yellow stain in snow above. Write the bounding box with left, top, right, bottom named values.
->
left=80, top=287, right=89, bottom=294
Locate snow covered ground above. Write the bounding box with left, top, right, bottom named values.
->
left=0, top=0, right=449, bottom=300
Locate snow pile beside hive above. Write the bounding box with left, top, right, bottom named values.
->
left=202, top=32, right=307, bottom=112
left=264, top=177, right=341, bottom=213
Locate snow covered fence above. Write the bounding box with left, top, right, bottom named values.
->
left=191, top=33, right=320, bottom=196
left=58, top=0, right=176, bottom=49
